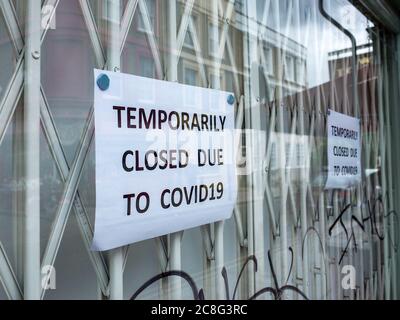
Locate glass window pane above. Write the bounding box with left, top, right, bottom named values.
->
left=0, top=0, right=398, bottom=301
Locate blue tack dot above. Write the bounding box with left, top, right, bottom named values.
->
left=227, top=94, right=235, bottom=105
left=97, top=74, right=110, bottom=91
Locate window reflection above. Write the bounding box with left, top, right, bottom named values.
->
left=0, top=0, right=395, bottom=300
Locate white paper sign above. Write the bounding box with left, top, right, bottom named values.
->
left=92, top=70, right=237, bottom=251
left=325, top=109, right=361, bottom=189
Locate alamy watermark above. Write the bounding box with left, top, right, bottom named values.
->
left=41, top=265, right=56, bottom=290
left=41, top=5, right=56, bottom=30
left=341, top=265, right=356, bottom=290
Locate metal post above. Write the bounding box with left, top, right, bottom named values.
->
left=167, top=0, right=178, bottom=82
left=210, top=0, right=226, bottom=300
left=395, top=33, right=400, bottom=300
left=242, top=0, right=265, bottom=298
left=380, top=31, right=391, bottom=300
left=272, top=0, right=288, bottom=289
left=298, top=95, right=310, bottom=298
left=107, top=0, right=124, bottom=300
left=382, top=33, right=396, bottom=300
left=23, top=0, right=41, bottom=300
left=214, top=220, right=224, bottom=300
left=375, top=28, right=389, bottom=300
left=292, top=0, right=311, bottom=298
left=166, top=0, right=182, bottom=300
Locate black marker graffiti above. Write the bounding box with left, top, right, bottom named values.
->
left=247, top=248, right=308, bottom=300
left=327, top=185, right=399, bottom=265
left=328, top=202, right=365, bottom=265
left=130, top=247, right=308, bottom=300
left=130, top=270, right=204, bottom=300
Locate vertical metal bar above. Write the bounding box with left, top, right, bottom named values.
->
left=360, top=52, right=373, bottom=300
left=291, top=1, right=311, bottom=295
left=382, top=33, right=396, bottom=300
left=369, top=32, right=380, bottom=299
left=211, top=0, right=225, bottom=301
left=166, top=0, right=182, bottom=300
left=362, top=96, right=372, bottom=299
left=106, top=0, right=124, bottom=301
left=314, top=1, right=337, bottom=300
left=277, top=103, right=288, bottom=288
left=375, top=28, right=389, bottom=300
left=167, top=0, right=178, bottom=82
left=169, top=232, right=182, bottom=299
left=319, top=192, right=327, bottom=299
left=107, top=0, right=120, bottom=73
left=211, top=0, right=220, bottom=84
left=243, top=0, right=264, bottom=297
left=380, top=31, right=390, bottom=300
left=214, top=220, right=224, bottom=300
left=264, top=106, right=278, bottom=237
left=23, top=0, right=41, bottom=300
left=298, top=93, right=310, bottom=298
left=393, top=33, right=400, bottom=300
left=273, top=0, right=288, bottom=288
left=233, top=96, right=246, bottom=249
left=240, top=4, right=251, bottom=300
